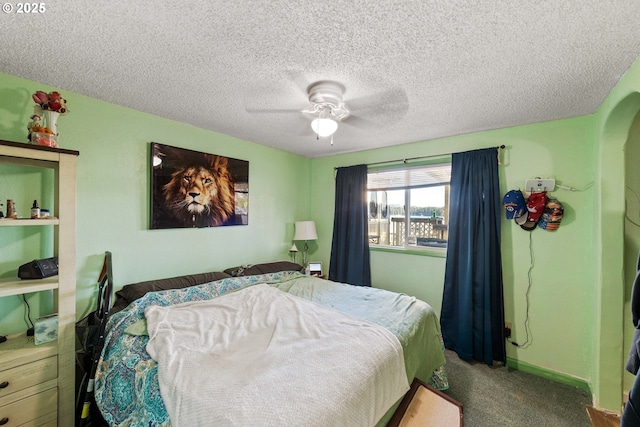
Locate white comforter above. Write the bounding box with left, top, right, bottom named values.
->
left=145, top=283, right=409, bottom=427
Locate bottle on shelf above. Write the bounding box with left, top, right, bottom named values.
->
left=7, top=199, right=17, bottom=218
left=31, top=199, right=40, bottom=219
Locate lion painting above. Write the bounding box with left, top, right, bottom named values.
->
left=151, top=143, right=248, bottom=229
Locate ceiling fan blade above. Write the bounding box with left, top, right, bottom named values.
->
left=347, top=86, right=407, bottom=110
left=243, top=87, right=307, bottom=114
left=341, top=114, right=379, bottom=129
left=243, top=70, right=314, bottom=115
left=245, top=107, right=304, bottom=114
left=346, top=86, right=409, bottom=124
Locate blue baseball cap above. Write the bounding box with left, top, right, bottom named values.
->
left=503, top=190, right=527, bottom=220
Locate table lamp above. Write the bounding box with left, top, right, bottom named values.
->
left=293, top=221, right=318, bottom=267
left=289, top=243, right=299, bottom=264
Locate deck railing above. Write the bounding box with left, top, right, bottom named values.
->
left=369, top=216, right=448, bottom=247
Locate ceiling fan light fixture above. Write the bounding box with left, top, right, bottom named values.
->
left=311, top=117, right=338, bottom=137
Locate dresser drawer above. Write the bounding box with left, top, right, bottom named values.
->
left=0, top=387, right=57, bottom=427
left=0, top=356, right=57, bottom=402
left=33, top=415, right=57, bottom=427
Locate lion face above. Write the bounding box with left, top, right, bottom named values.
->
left=178, top=166, right=218, bottom=214
left=163, top=155, right=235, bottom=227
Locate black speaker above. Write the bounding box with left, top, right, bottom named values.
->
left=18, top=257, right=58, bottom=279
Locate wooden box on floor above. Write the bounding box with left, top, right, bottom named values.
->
left=585, top=405, right=620, bottom=427
left=388, top=378, right=464, bottom=427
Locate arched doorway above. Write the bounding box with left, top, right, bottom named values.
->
left=597, top=92, right=640, bottom=411
left=624, top=110, right=640, bottom=399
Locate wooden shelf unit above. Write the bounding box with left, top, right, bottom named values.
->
left=0, top=139, right=78, bottom=427
left=0, top=277, right=59, bottom=298
left=0, top=218, right=60, bottom=226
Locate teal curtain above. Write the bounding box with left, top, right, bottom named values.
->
left=440, top=148, right=505, bottom=365
left=329, top=164, right=371, bottom=286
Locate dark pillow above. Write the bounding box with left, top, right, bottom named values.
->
left=110, top=271, right=231, bottom=314
left=224, top=261, right=304, bottom=277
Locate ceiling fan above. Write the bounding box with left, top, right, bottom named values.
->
left=245, top=78, right=409, bottom=146
left=301, top=81, right=349, bottom=144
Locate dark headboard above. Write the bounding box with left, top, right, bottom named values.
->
left=110, top=261, right=304, bottom=314
left=110, top=271, right=231, bottom=314
left=223, top=261, right=303, bottom=277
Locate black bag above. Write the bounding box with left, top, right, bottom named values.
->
left=18, top=257, right=58, bottom=279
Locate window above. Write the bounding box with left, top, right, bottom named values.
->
left=367, top=162, right=451, bottom=250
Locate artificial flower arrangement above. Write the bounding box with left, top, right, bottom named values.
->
left=32, top=90, right=69, bottom=114
left=28, top=90, right=69, bottom=147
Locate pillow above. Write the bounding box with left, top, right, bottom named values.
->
left=110, top=271, right=231, bottom=314
left=224, top=261, right=304, bottom=277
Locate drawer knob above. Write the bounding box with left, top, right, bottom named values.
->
left=0, top=381, right=8, bottom=389
left=0, top=417, right=8, bottom=425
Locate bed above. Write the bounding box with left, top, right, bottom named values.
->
left=94, top=262, right=447, bottom=426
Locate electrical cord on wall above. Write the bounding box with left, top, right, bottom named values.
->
left=556, top=182, right=594, bottom=192
left=23, top=294, right=35, bottom=336
left=545, top=176, right=593, bottom=193
left=509, top=232, right=534, bottom=349
left=508, top=178, right=593, bottom=347
left=510, top=179, right=638, bottom=355
left=0, top=295, right=36, bottom=342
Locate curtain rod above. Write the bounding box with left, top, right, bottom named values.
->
left=335, top=145, right=506, bottom=169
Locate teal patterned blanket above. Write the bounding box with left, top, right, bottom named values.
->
left=94, top=272, right=447, bottom=426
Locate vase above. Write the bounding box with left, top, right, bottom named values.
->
left=41, top=110, right=60, bottom=135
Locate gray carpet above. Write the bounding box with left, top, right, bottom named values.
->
left=441, top=349, right=592, bottom=427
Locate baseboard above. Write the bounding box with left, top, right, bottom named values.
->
left=506, top=357, right=591, bottom=393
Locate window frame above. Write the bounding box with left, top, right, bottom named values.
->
left=367, top=158, right=451, bottom=255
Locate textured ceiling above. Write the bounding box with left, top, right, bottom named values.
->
left=1, top=1, right=640, bottom=158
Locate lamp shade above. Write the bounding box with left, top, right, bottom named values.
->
left=289, top=243, right=299, bottom=252
left=311, top=118, right=338, bottom=137
left=293, top=221, right=318, bottom=241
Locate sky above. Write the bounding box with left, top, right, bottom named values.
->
left=385, top=186, right=445, bottom=207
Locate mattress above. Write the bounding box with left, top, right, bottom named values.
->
left=94, top=271, right=447, bottom=426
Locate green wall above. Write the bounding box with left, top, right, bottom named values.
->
left=0, top=72, right=310, bottom=333
left=309, top=116, right=597, bottom=386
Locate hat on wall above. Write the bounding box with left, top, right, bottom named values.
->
left=514, top=213, right=528, bottom=226
left=520, top=192, right=548, bottom=231
left=537, top=199, right=564, bottom=231
left=503, top=190, right=527, bottom=220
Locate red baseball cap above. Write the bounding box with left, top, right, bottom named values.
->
left=520, top=192, right=548, bottom=231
